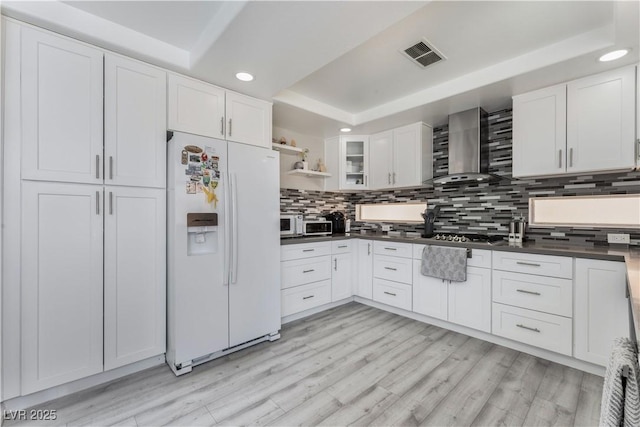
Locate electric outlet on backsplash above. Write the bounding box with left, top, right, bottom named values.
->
left=280, top=108, right=640, bottom=246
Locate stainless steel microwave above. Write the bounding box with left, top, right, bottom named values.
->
left=280, top=214, right=303, bottom=237
left=303, top=220, right=332, bottom=236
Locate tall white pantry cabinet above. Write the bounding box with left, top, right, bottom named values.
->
left=3, top=21, right=167, bottom=397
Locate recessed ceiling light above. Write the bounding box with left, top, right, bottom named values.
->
left=340, top=127, right=352, bottom=133
left=598, top=49, right=629, bottom=62
left=235, top=72, right=254, bottom=82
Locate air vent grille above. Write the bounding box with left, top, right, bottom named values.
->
left=402, top=39, right=445, bottom=68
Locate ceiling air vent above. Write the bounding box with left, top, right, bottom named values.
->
left=402, top=38, right=445, bottom=68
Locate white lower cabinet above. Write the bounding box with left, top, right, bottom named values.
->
left=372, top=278, right=412, bottom=311
left=281, top=281, right=332, bottom=317
left=574, top=258, right=629, bottom=366
left=356, top=239, right=373, bottom=299
left=331, top=241, right=353, bottom=302
left=447, top=266, right=492, bottom=333
left=492, top=303, right=572, bottom=356
left=21, top=181, right=166, bottom=393
left=412, top=247, right=492, bottom=333
left=104, top=187, right=166, bottom=370
left=21, top=182, right=104, bottom=394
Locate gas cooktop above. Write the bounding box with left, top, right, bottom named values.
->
left=426, top=233, right=505, bottom=245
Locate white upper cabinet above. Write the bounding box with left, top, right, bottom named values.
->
left=512, top=84, right=567, bottom=178
left=167, top=73, right=225, bottom=138
left=21, top=181, right=104, bottom=394
left=167, top=74, right=272, bottom=148
left=369, top=130, right=394, bottom=189
left=21, top=27, right=104, bottom=184
left=513, top=65, right=636, bottom=177
left=105, top=55, right=167, bottom=188
left=340, top=135, right=370, bottom=190
left=225, top=91, right=272, bottom=149
left=104, top=186, right=166, bottom=370
left=365, top=122, right=433, bottom=190
left=567, top=66, right=636, bottom=173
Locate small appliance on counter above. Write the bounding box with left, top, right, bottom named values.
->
left=323, top=211, right=346, bottom=234
left=280, top=214, right=303, bottom=237
left=303, top=220, right=332, bottom=236
left=421, top=205, right=440, bottom=238
left=509, top=215, right=526, bottom=244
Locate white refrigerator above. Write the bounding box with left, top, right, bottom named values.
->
left=166, top=132, right=281, bottom=375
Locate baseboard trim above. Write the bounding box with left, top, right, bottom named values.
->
left=1, top=355, right=165, bottom=411
left=281, top=297, right=354, bottom=324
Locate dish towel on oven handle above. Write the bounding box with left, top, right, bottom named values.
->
left=421, top=245, right=467, bottom=282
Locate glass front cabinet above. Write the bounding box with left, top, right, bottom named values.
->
left=339, top=135, right=369, bottom=190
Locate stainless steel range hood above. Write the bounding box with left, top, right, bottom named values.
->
left=426, top=107, right=500, bottom=185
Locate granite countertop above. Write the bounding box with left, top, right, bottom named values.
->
left=281, top=233, right=640, bottom=347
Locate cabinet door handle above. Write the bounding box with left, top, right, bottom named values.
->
left=384, top=266, right=397, bottom=271
left=338, top=245, right=347, bottom=248
left=569, top=147, right=573, bottom=167
left=302, top=249, right=315, bottom=252
left=109, top=191, right=113, bottom=215
left=109, top=156, right=114, bottom=180
left=228, top=118, right=232, bottom=137
left=96, top=155, right=100, bottom=179
left=96, top=191, right=100, bottom=215
left=334, top=258, right=337, bottom=271
left=220, top=117, right=224, bottom=136
left=516, top=261, right=541, bottom=267
left=388, top=173, right=391, bottom=184
left=384, top=247, right=397, bottom=251
left=364, top=175, right=367, bottom=186
left=516, top=324, right=540, bottom=333
left=302, top=269, right=315, bottom=273
left=367, top=243, right=371, bottom=255
left=558, top=149, right=562, bottom=168
left=516, top=289, right=541, bottom=296
left=383, top=291, right=396, bottom=297
left=302, top=295, right=314, bottom=300
left=393, top=172, right=396, bottom=184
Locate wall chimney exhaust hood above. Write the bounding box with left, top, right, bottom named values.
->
left=425, top=107, right=500, bottom=185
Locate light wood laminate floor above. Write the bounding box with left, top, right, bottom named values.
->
left=6, top=302, right=603, bottom=426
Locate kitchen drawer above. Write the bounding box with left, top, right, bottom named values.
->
left=332, top=240, right=352, bottom=254
left=492, top=270, right=572, bottom=317
left=281, top=256, right=331, bottom=289
left=412, top=245, right=491, bottom=268
left=281, top=280, right=331, bottom=317
left=373, top=241, right=412, bottom=258
left=492, top=251, right=573, bottom=279
left=281, top=241, right=331, bottom=261
left=372, top=278, right=412, bottom=311
left=492, top=303, right=572, bottom=356
left=373, top=254, right=412, bottom=284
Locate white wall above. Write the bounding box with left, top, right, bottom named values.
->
left=273, top=126, right=326, bottom=191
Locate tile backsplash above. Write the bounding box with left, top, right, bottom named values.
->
left=280, top=108, right=640, bottom=246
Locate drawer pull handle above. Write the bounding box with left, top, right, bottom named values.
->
left=303, top=269, right=315, bottom=273
left=516, top=289, right=541, bottom=296
left=384, top=267, right=397, bottom=271
left=516, top=261, right=541, bottom=267
left=516, top=324, right=541, bottom=333
left=338, top=245, right=347, bottom=248
left=302, top=249, right=315, bottom=252
left=383, top=291, right=397, bottom=297
left=302, top=295, right=314, bottom=300
left=384, top=247, right=397, bottom=251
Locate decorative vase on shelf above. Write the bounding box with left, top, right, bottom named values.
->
left=293, top=161, right=304, bottom=170
left=302, top=161, right=309, bottom=170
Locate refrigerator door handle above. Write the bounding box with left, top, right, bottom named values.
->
left=230, top=173, right=239, bottom=284
left=223, top=173, right=231, bottom=286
